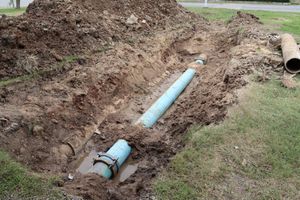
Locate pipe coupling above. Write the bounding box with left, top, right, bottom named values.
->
left=93, top=152, right=120, bottom=178
left=195, top=54, right=208, bottom=65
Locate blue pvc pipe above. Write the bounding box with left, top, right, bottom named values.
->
left=90, top=139, right=131, bottom=179
left=137, top=68, right=196, bottom=128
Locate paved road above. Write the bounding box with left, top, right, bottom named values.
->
left=180, top=2, right=300, bottom=13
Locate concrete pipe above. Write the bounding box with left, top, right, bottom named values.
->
left=281, top=33, right=300, bottom=74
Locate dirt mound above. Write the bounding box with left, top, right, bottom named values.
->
left=0, top=0, right=195, bottom=79
left=228, top=11, right=262, bottom=27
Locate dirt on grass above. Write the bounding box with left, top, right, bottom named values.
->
left=0, top=1, right=283, bottom=199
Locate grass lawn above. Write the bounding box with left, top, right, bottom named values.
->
left=0, top=7, right=26, bottom=16
left=0, top=150, right=64, bottom=199
left=155, top=80, right=300, bottom=199
left=188, top=7, right=300, bottom=41
left=155, top=8, right=300, bottom=200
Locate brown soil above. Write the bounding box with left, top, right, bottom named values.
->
left=0, top=1, right=283, bottom=199
left=0, top=0, right=197, bottom=79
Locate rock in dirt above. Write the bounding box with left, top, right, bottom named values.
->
left=0, top=117, right=8, bottom=127
left=3, top=122, right=20, bottom=134
left=268, top=33, right=281, bottom=46
left=68, top=173, right=74, bottom=181
left=126, top=14, right=139, bottom=25
left=32, top=125, right=44, bottom=136
left=242, top=159, right=247, bottom=166
left=51, top=50, right=63, bottom=62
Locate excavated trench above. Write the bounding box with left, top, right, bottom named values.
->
left=0, top=1, right=283, bottom=199
left=62, top=17, right=282, bottom=199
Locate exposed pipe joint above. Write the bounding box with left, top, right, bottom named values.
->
left=196, top=54, right=208, bottom=65
left=89, top=139, right=131, bottom=179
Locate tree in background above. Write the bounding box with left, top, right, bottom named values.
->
left=9, top=0, right=15, bottom=8
left=16, top=0, right=21, bottom=9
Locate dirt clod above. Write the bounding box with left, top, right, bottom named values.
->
left=32, top=125, right=44, bottom=136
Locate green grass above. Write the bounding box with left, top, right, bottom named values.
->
left=0, top=8, right=26, bottom=16
left=0, top=150, right=64, bottom=199
left=155, top=80, right=300, bottom=199
left=188, top=7, right=300, bottom=39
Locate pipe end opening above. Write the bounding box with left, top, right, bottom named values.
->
left=286, top=58, right=300, bottom=74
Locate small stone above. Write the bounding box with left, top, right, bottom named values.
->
left=51, top=51, right=63, bottom=61
left=234, top=146, right=239, bottom=149
left=126, top=14, right=138, bottom=25
left=242, top=159, right=247, bottom=166
left=32, top=125, right=44, bottom=136
left=51, top=119, right=58, bottom=124
left=20, top=147, right=26, bottom=154
left=8, top=20, right=13, bottom=26
left=99, top=134, right=106, bottom=140
left=94, top=129, right=101, bottom=135
left=103, top=10, right=109, bottom=15
left=0, top=117, right=8, bottom=126
left=68, top=173, right=74, bottom=180
left=4, top=122, right=20, bottom=134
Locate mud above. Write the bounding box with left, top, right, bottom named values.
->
left=0, top=0, right=284, bottom=199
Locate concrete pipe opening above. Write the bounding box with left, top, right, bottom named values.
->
left=286, top=58, right=300, bottom=74
left=281, top=33, right=300, bottom=74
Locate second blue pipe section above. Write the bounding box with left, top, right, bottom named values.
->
left=137, top=68, right=196, bottom=128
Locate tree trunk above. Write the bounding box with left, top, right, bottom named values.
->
left=16, top=0, right=20, bottom=9
left=9, top=0, right=15, bottom=8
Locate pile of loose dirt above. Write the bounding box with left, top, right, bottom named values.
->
left=0, top=0, right=196, bottom=79
left=228, top=11, right=261, bottom=27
